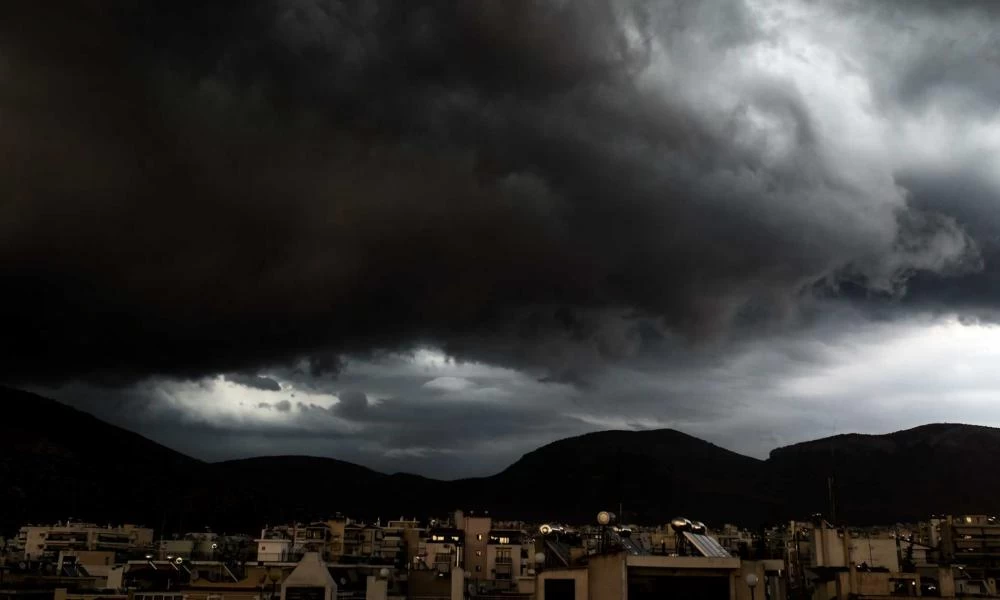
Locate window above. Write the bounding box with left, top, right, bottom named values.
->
left=496, top=549, right=512, bottom=564
left=475, top=566, right=481, bottom=572
left=475, top=550, right=482, bottom=557
left=476, top=534, right=483, bottom=541
left=498, top=536, right=510, bottom=544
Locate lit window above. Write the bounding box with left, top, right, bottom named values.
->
left=476, top=534, right=483, bottom=541
left=476, top=551, right=482, bottom=557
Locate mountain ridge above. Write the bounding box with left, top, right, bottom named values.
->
left=4, top=386, right=1000, bottom=533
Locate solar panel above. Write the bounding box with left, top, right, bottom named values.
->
left=618, top=536, right=645, bottom=555
left=683, top=532, right=732, bottom=558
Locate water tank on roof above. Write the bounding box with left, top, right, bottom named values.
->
left=670, top=518, right=692, bottom=533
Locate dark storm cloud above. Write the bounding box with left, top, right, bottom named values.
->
left=0, top=0, right=992, bottom=385
left=331, top=390, right=369, bottom=420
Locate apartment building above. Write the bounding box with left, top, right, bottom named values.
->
left=485, top=529, right=531, bottom=588
left=159, top=532, right=219, bottom=561
left=377, top=518, right=420, bottom=566
left=457, top=513, right=491, bottom=578
left=939, top=514, right=1000, bottom=579
left=256, top=526, right=294, bottom=562
left=16, top=522, right=153, bottom=561
left=342, top=523, right=381, bottom=558
left=423, top=527, right=463, bottom=573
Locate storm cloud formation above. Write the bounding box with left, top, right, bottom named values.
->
left=2, top=0, right=998, bottom=388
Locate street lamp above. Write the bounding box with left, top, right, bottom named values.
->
left=268, top=568, right=281, bottom=600
left=745, top=573, right=759, bottom=600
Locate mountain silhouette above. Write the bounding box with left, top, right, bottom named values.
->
left=3, top=386, right=999, bottom=535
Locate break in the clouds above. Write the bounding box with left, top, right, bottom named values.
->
left=6, top=0, right=1000, bottom=474
left=35, top=315, right=1000, bottom=478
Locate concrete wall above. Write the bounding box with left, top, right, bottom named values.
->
left=516, top=576, right=536, bottom=595
left=408, top=570, right=454, bottom=598
left=937, top=566, right=955, bottom=597
left=587, top=554, right=625, bottom=600
left=450, top=567, right=465, bottom=600
left=811, top=528, right=900, bottom=571
left=364, top=576, right=387, bottom=600
left=536, top=568, right=588, bottom=600
left=856, top=572, right=892, bottom=596
left=61, top=550, right=115, bottom=566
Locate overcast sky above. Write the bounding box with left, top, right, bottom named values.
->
left=6, top=0, right=1000, bottom=478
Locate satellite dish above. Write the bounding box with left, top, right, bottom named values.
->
left=534, top=552, right=546, bottom=564
left=467, top=584, right=476, bottom=595
left=378, top=568, right=390, bottom=579
left=597, top=511, right=617, bottom=526
left=539, top=524, right=553, bottom=535
left=18, top=562, right=27, bottom=570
